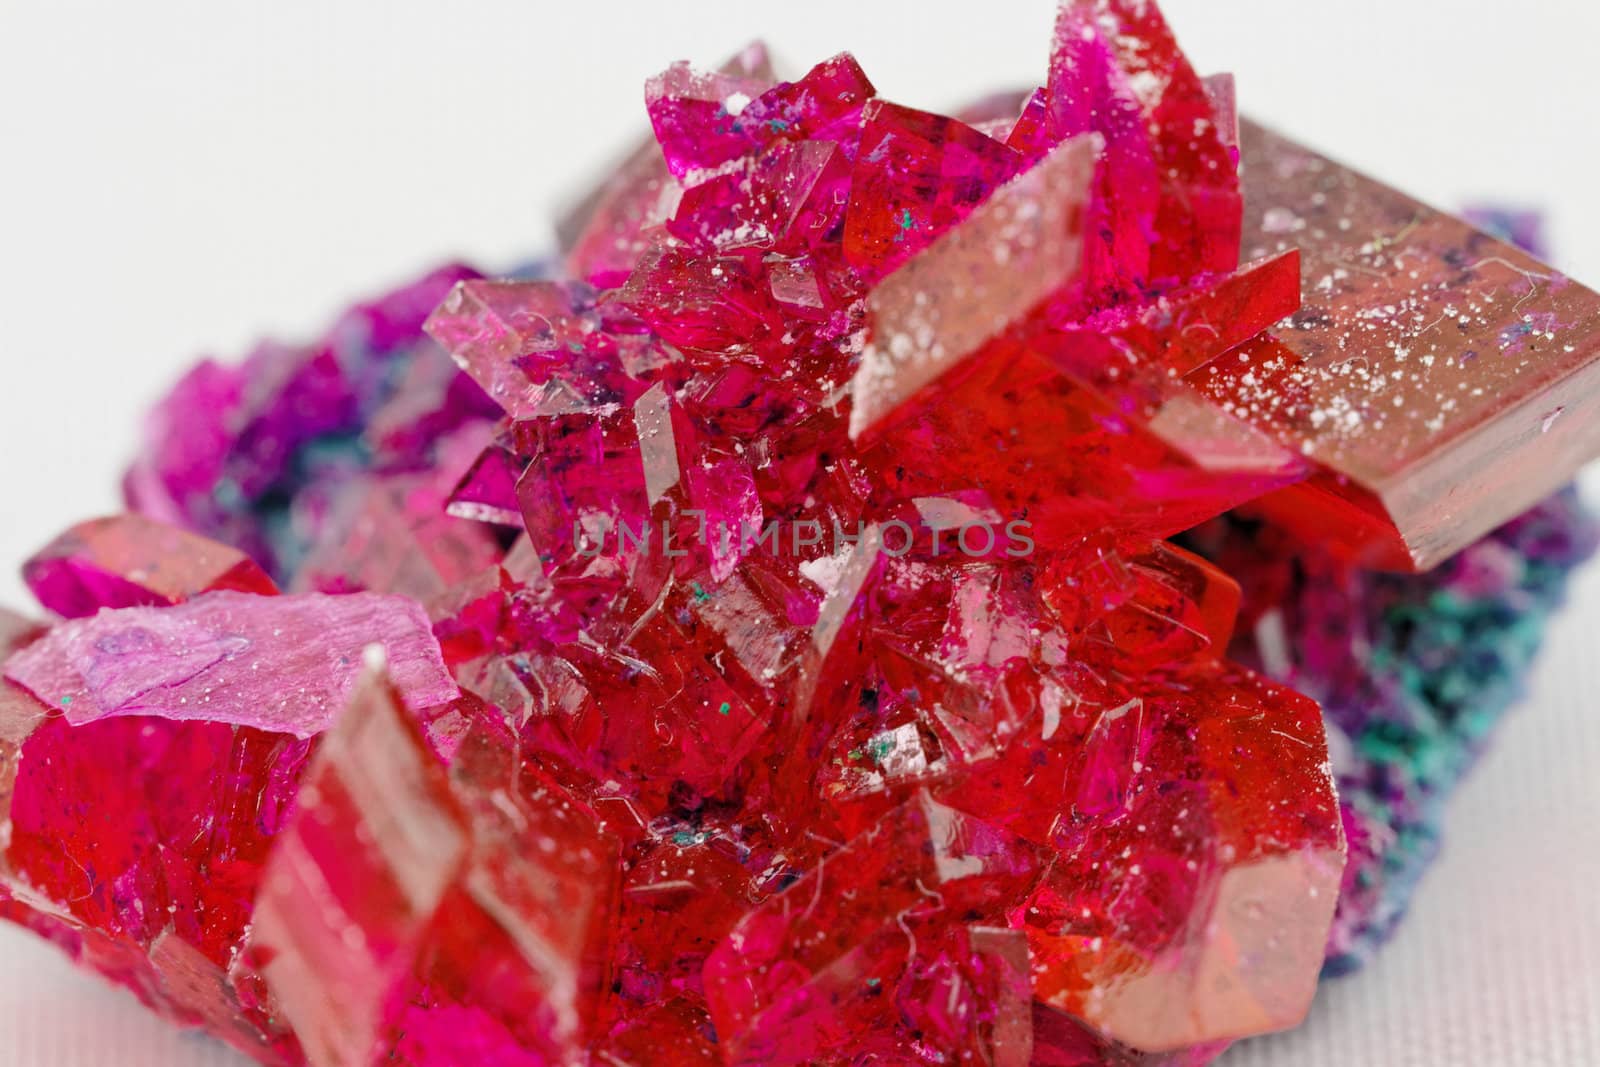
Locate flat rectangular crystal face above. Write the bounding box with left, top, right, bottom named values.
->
left=1215, top=120, right=1600, bottom=569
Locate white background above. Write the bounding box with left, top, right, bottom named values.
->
left=1, top=2, right=1598, bottom=1063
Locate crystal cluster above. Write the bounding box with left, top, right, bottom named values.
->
left=1188, top=489, right=1596, bottom=974
left=1182, top=213, right=1600, bottom=973
left=2, top=2, right=1599, bottom=1065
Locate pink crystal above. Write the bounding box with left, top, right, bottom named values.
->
left=4, top=590, right=455, bottom=737
left=23, top=513, right=277, bottom=618
left=1213, top=120, right=1600, bottom=569
left=705, top=792, right=1038, bottom=1065
left=251, top=667, right=618, bottom=1066
left=13, top=2, right=1600, bottom=1064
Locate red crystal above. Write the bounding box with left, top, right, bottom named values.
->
left=704, top=793, right=1039, bottom=1065
left=843, top=100, right=1022, bottom=280
left=0, top=640, right=312, bottom=1062
left=23, top=513, right=277, bottom=618
left=11, top=2, right=1600, bottom=1064
left=250, top=666, right=618, bottom=1067
left=1217, top=120, right=1600, bottom=569
left=1045, top=0, right=1242, bottom=296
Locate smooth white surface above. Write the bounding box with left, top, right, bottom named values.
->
left=1, top=1, right=1597, bottom=1063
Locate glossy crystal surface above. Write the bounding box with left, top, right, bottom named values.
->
left=1215, top=121, right=1600, bottom=569
left=2, top=1, right=1599, bottom=1064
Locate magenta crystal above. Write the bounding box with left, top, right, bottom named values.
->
left=4, top=591, right=456, bottom=738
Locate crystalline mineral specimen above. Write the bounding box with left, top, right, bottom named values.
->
left=2, top=1, right=1599, bottom=1064
left=1186, top=489, right=1598, bottom=975
left=250, top=664, right=616, bottom=1067
left=1178, top=208, right=1600, bottom=974
left=1214, top=122, right=1600, bottom=571
left=7, top=589, right=456, bottom=736
left=0, top=559, right=456, bottom=1064
left=23, top=513, right=277, bottom=617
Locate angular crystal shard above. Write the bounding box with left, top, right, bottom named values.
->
left=1212, top=120, right=1600, bottom=569
left=4, top=591, right=455, bottom=737
left=251, top=668, right=618, bottom=1066
left=23, top=514, right=277, bottom=617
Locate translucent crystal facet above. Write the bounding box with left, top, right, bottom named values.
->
left=6, top=2, right=1600, bottom=1065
